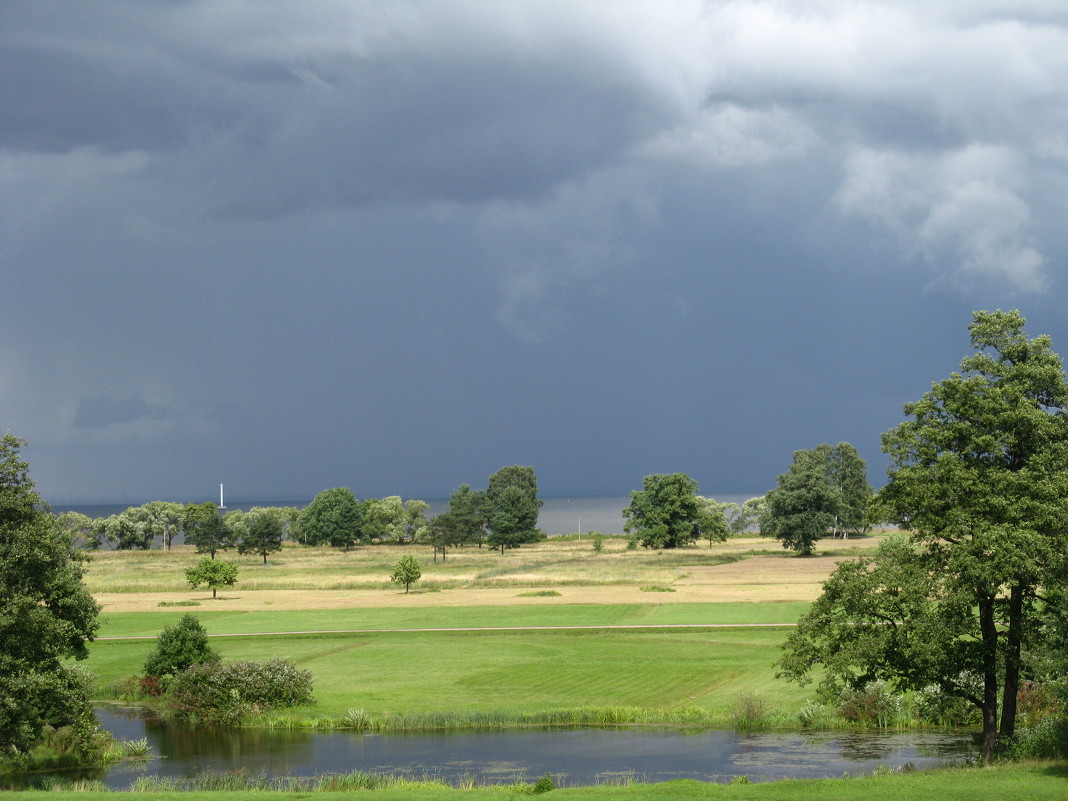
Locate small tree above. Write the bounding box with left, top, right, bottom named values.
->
left=390, top=553, right=422, bottom=593
left=186, top=558, right=238, bottom=599
left=144, top=613, right=218, bottom=677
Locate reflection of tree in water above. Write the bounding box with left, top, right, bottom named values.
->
left=831, top=733, right=892, bottom=761
left=146, top=718, right=314, bottom=768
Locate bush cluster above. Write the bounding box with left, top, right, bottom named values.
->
left=167, top=659, right=315, bottom=724
left=143, top=614, right=218, bottom=679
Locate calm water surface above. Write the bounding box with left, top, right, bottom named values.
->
left=94, top=707, right=975, bottom=789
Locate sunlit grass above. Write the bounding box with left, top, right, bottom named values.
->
left=84, top=536, right=882, bottom=595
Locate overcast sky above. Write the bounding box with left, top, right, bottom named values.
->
left=4, top=1, right=1068, bottom=504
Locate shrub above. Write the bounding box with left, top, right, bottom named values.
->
left=144, top=614, right=219, bottom=678
left=917, top=683, right=979, bottom=726
left=836, top=681, right=913, bottom=727
left=1006, top=714, right=1068, bottom=759
left=591, top=532, right=604, bottom=553
left=729, top=691, right=768, bottom=731
left=797, top=701, right=839, bottom=729
left=167, top=658, right=315, bottom=724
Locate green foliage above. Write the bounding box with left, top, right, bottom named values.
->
left=167, top=658, right=315, bottom=724
left=185, top=558, right=238, bottom=599
left=429, top=484, right=486, bottom=560
left=485, top=465, right=543, bottom=553
left=827, top=442, right=873, bottom=536
left=835, top=681, right=912, bottom=727
left=591, top=532, right=604, bottom=552
left=623, top=473, right=713, bottom=549
left=364, top=496, right=429, bottom=544
left=298, top=487, right=365, bottom=549
left=183, top=501, right=232, bottom=558
left=236, top=506, right=285, bottom=564
left=761, top=447, right=842, bottom=554
left=760, top=443, right=872, bottom=552
left=390, top=553, right=422, bottom=593
left=0, top=434, right=101, bottom=760
left=143, top=613, right=218, bottom=678
left=782, top=310, right=1068, bottom=759
left=729, top=691, right=769, bottom=731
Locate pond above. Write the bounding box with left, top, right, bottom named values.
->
left=83, top=707, right=978, bottom=789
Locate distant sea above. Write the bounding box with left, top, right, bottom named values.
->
left=51, top=493, right=763, bottom=537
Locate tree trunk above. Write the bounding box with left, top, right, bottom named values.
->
left=212, top=586, right=217, bottom=599
left=263, top=552, right=268, bottom=565
left=979, top=597, right=1000, bottom=759
left=999, top=582, right=1025, bottom=740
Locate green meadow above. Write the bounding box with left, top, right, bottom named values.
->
left=9, top=762, right=1068, bottom=800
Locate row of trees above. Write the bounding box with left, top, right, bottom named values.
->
left=297, top=464, right=544, bottom=558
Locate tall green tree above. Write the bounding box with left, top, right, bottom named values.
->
left=427, top=485, right=484, bottom=561
left=760, top=448, right=842, bottom=554
left=298, top=487, right=365, bottom=549
left=826, top=442, right=873, bottom=537
left=183, top=501, right=233, bottom=558
left=485, top=466, right=542, bottom=552
left=237, top=507, right=285, bottom=564
left=623, top=473, right=716, bottom=549
left=779, top=310, right=1068, bottom=758
left=0, top=435, right=101, bottom=758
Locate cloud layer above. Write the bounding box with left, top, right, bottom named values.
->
left=3, top=1, right=1068, bottom=500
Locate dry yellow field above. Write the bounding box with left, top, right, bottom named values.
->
left=87, top=534, right=884, bottom=613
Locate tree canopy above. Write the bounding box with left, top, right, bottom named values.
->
left=778, top=310, right=1068, bottom=758
left=485, top=465, right=542, bottom=553
left=0, top=434, right=101, bottom=758
left=183, top=501, right=233, bottom=558
left=760, top=442, right=871, bottom=554
left=390, top=553, right=422, bottom=593
left=298, top=487, right=365, bottom=549
left=623, top=473, right=715, bottom=549
left=186, top=558, right=239, bottom=599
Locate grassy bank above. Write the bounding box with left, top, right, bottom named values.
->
left=8, top=761, right=1068, bottom=800
left=89, top=624, right=804, bottom=724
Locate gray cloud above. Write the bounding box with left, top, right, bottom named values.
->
left=4, top=1, right=1068, bottom=501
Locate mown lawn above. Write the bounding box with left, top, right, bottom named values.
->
left=94, top=601, right=809, bottom=637
left=7, top=762, right=1068, bottom=801
left=88, top=625, right=802, bottom=720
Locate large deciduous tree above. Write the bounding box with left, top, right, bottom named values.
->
left=760, top=442, right=872, bottom=553
left=623, top=473, right=716, bottom=549
left=760, top=448, right=842, bottom=555
left=183, top=501, right=233, bottom=558
left=237, top=507, right=286, bottom=564
left=0, top=434, right=101, bottom=759
left=485, top=466, right=542, bottom=553
left=778, top=310, right=1068, bottom=758
left=298, top=487, right=365, bottom=549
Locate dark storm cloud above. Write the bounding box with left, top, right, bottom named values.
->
left=3, top=1, right=1068, bottom=502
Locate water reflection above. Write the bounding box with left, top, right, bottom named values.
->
left=91, top=707, right=975, bottom=789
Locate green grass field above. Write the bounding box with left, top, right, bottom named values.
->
left=89, top=623, right=802, bottom=722
left=95, top=601, right=809, bottom=637
left=8, top=762, right=1068, bottom=800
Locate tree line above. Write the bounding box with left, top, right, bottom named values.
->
left=57, top=464, right=546, bottom=562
